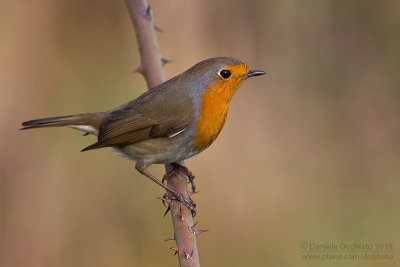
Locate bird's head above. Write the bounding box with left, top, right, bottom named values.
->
left=183, top=57, right=265, bottom=102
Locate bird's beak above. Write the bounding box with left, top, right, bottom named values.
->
left=242, top=70, right=266, bottom=79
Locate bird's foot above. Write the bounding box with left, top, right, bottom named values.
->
left=163, top=163, right=196, bottom=193
left=177, top=164, right=196, bottom=193
left=163, top=191, right=197, bottom=217
left=135, top=162, right=197, bottom=216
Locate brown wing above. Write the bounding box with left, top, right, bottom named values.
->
left=81, top=90, right=195, bottom=151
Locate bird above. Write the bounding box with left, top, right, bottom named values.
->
left=21, top=57, right=265, bottom=214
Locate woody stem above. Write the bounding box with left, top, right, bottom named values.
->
left=125, top=1, right=200, bottom=266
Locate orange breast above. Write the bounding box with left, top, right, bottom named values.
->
left=193, top=63, right=249, bottom=150
left=193, top=88, right=230, bottom=150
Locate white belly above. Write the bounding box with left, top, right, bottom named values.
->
left=112, top=136, right=200, bottom=165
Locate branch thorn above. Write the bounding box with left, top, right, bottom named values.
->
left=184, top=250, right=194, bottom=260
left=194, top=229, right=209, bottom=236
left=157, top=196, right=171, bottom=206
left=157, top=196, right=171, bottom=216
left=188, top=222, right=209, bottom=236
left=170, top=245, right=179, bottom=255
left=164, top=234, right=175, bottom=242
left=161, top=58, right=173, bottom=66
left=154, top=24, right=164, bottom=33
left=142, top=5, right=152, bottom=20
left=132, top=65, right=144, bottom=74
left=179, top=205, right=186, bottom=222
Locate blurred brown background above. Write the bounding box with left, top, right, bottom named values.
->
left=1, top=0, right=399, bottom=266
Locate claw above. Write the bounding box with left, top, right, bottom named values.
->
left=166, top=191, right=196, bottom=217
left=165, top=163, right=197, bottom=192
left=188, top=191, right=199, bottom=197
left=178, top=195, right=196, bottom=217
left=157, top=195, right=171, bottom=216
left=137, top=165, right=197, bottom=216
left=171, top=163, right=196, bottom=192
left=162, top=169, right=175, bottom=184
left=163, top=205, right=171, bottom=217
left=189, top=222, right=198, bottom=229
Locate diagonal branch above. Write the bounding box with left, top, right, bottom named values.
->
left=125, top=1, right=200, bottom=266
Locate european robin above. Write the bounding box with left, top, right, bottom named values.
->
left=21, top=57, right=265, bottom=213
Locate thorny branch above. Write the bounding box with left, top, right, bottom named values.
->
left=125, top=0, right=201, bottom=266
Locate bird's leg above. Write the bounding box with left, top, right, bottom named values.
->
left=135, top=162, right=196, bottom=215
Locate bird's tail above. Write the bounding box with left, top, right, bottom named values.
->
left=20, top=112, right=106, bottom=135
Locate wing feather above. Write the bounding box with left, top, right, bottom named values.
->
left=82, top=91, right=195, bottom=151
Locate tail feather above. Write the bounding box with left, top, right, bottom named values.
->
left=21, top=115, right=77, bottom=129
left=81, top=142, right=105, bottom=152
left=20, top=112, right=106, bottom=133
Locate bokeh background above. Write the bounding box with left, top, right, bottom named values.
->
left=1, top=0, right=399, bottom=266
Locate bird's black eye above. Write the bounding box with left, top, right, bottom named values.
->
left=220, top=69, right=231, bottom=79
